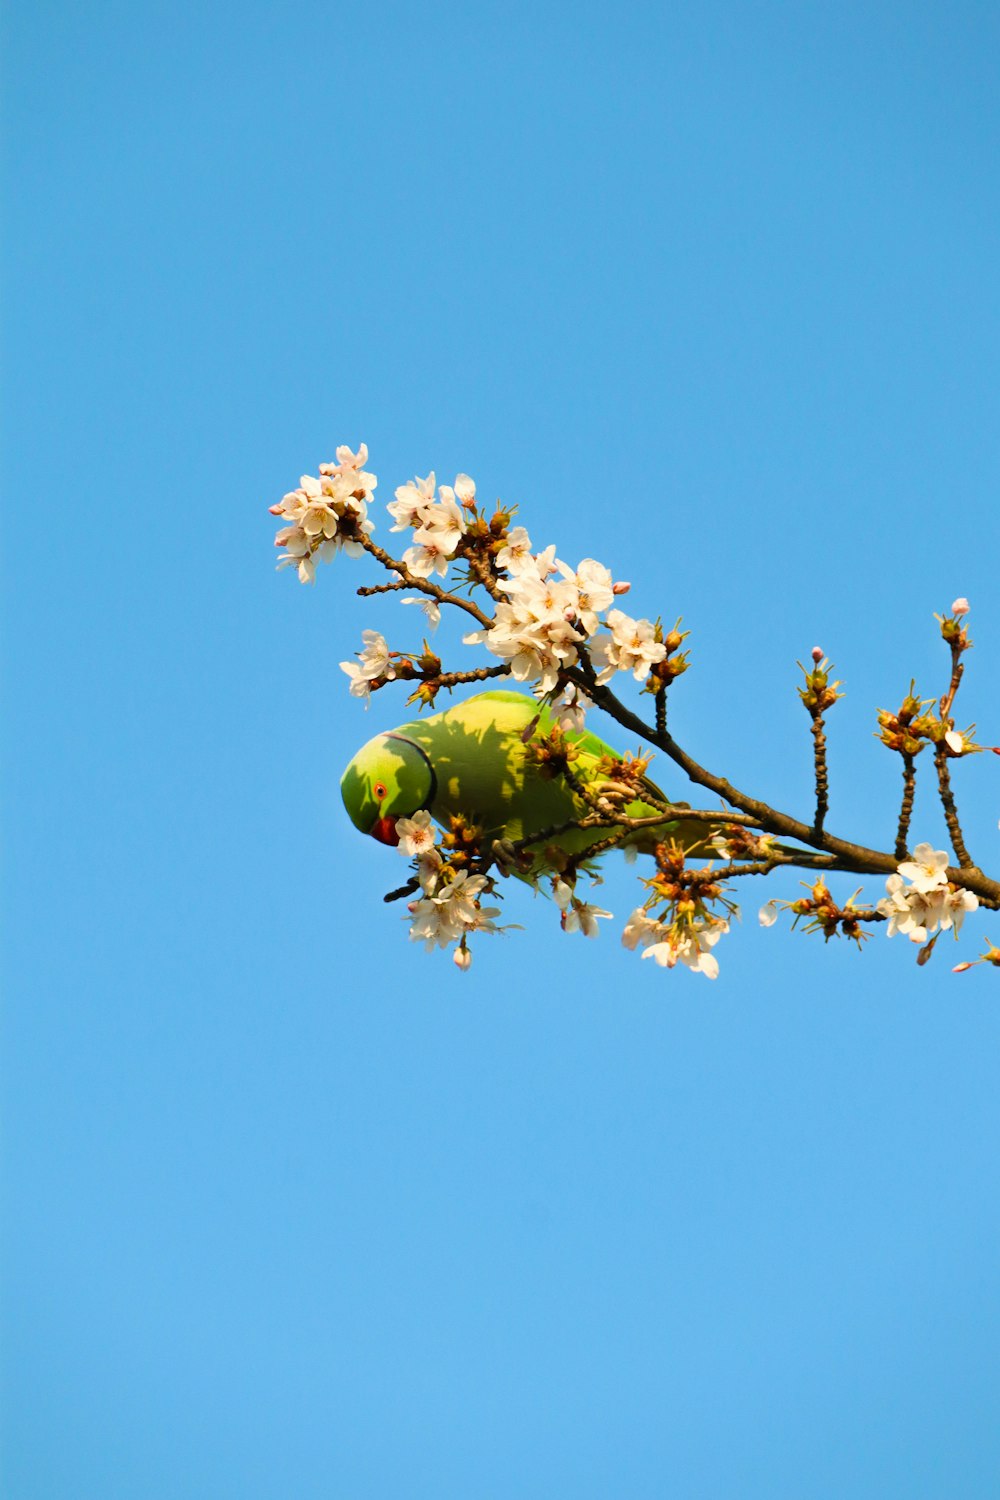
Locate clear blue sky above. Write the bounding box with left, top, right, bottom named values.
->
left=4, top=2, right=1000, bottom=1495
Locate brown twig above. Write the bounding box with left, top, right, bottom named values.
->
left=358, top=534, right=494, bottom=629
left=811, top=712, right=829, bottom=836
left=357, top=580, right=412, bottom=597
left=933, top=626, right=974, bottom=868
left=934, top=744, right=974, bottom=869
left=894, top=753, right=916, bottom=862
left=940, top=637, right=965, bottom=721
left=655, top=686, right=667, bottom=738
left=384, top=878, right=420, bottom=904
left=434, top=665, right=511, bottom=688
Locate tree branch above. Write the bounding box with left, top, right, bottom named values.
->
left=564, top=666, right=1000, bottom=907
left=894, top=753, right=916, bottom=862
left=358, top=534, right=494, bottom=628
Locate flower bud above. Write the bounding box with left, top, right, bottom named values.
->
left=453, top=945, right=472, bottom=971
left=612, top=581, right=631, bottom=595
left=951, top=597, right=970, bottom=616
left=952, top=961, right=973, bottom=973
left=811, top=646, right=823, bottom=663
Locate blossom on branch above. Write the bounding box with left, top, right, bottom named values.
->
left=876, top=843, right=979, bottom=943
left=407, top=870, right=502, bottom=951
left=271, top=447, right=377, bottom=582
left=395, top=809, right=437, bottom=857
left=590, top=609, right=667, bottom=683
left=401, top=596, right=442, bottom=629
left=642, top=916, right=730, bottom=979
left=463, top=549, right=586, bottom=691
left=897, top=842, right=950, bottom=895
left=387, top=473, right=437, bottom=531
left=339, top=630, right=393, bottom=701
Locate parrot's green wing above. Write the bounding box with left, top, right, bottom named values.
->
left=389, top=690, right=706, bottom=864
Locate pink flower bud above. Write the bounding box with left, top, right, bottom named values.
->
left=811, top=646, right=823, bottom=663
left=951, top=597, right=970, bottom=616
left=612, top=581, right=631, bottom=595
left=453, top=946, right=472, bottom=971
left=952, top=962, right=973, bottom=973
left=268, top=503, right=284, bottom=515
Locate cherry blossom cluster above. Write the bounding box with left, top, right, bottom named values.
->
left=622, top=906, right=730, bottom=979
left=270, top=445, right=377, bottom=584
left=550, top=875, right=613, bottom=938
left=875, top=843, right=979, bottom=943
left=386, top=468, right=674, bottom=704
left=340, top=630, right=393, bottom=701
left=617, top=841, right=739, bottom=980
left=272, top=446, right=683, bottom=713
left=393, top=810, right=504, bottom=970
left=388, top=472, right=476, bottom=578
left=463, top=549, right=647, bottom=695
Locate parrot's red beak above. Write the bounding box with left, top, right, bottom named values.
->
left=370, top=815, right=400, bottom=846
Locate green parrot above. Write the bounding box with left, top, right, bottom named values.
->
left=340, top=689, right=715, bottom=866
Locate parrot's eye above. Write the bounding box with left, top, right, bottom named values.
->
left=374, top=781, right=387, bottom=800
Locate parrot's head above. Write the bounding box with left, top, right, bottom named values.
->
left=340, top=732, right=436, bottom=847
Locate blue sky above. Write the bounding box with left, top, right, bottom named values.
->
left=4, top=2, right=1000, bottom=1495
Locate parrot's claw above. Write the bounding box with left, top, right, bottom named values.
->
left=491, top=837, right=519, bottom=874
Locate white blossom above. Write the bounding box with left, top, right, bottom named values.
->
left=413, top=496, right=465, bottom=555
left=621, top=908, right=666, bottom=950
left=408, top=871, right=500, bottom=950
left=402, top=534, right=455, bottom=579
left=401, top=596, right=442, bottom=629
left=416, top=849, right=443, bottom=893
left=338, top=630, right=393, bottom=701
left=590, top=609, right=667, bottom=683
left=272, top=447, right=376, bottom=582
left=495, top=526, right=533, bottom=573
left=395, top=809, right=437, bottom=858
left=939, top=885, right=978, bottom=934
left=877, top=875, right=936, bottom=942
left=642, top=917, right=729, bottom=978
left=758, top=901, right=779, bottom=927
left=407, top=896, right=462, bottom=950
left=562, top=900, right=613, bottom=937
left=876, top=846, right=978, bottom=944
left=465, top=546, right=589, bottom=690
left=538, top=681, right=592, bottom=733
left=440, top=473, right=476, bottom=508
left=464, top=600, right=583, bottom=693
left=556, top=558, right=616, bottom=635
left=896, top=842, right=950, bottom=895
left=387, top=473, right=437, bottom=532
left=951, top=597, right=970, bottom=616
